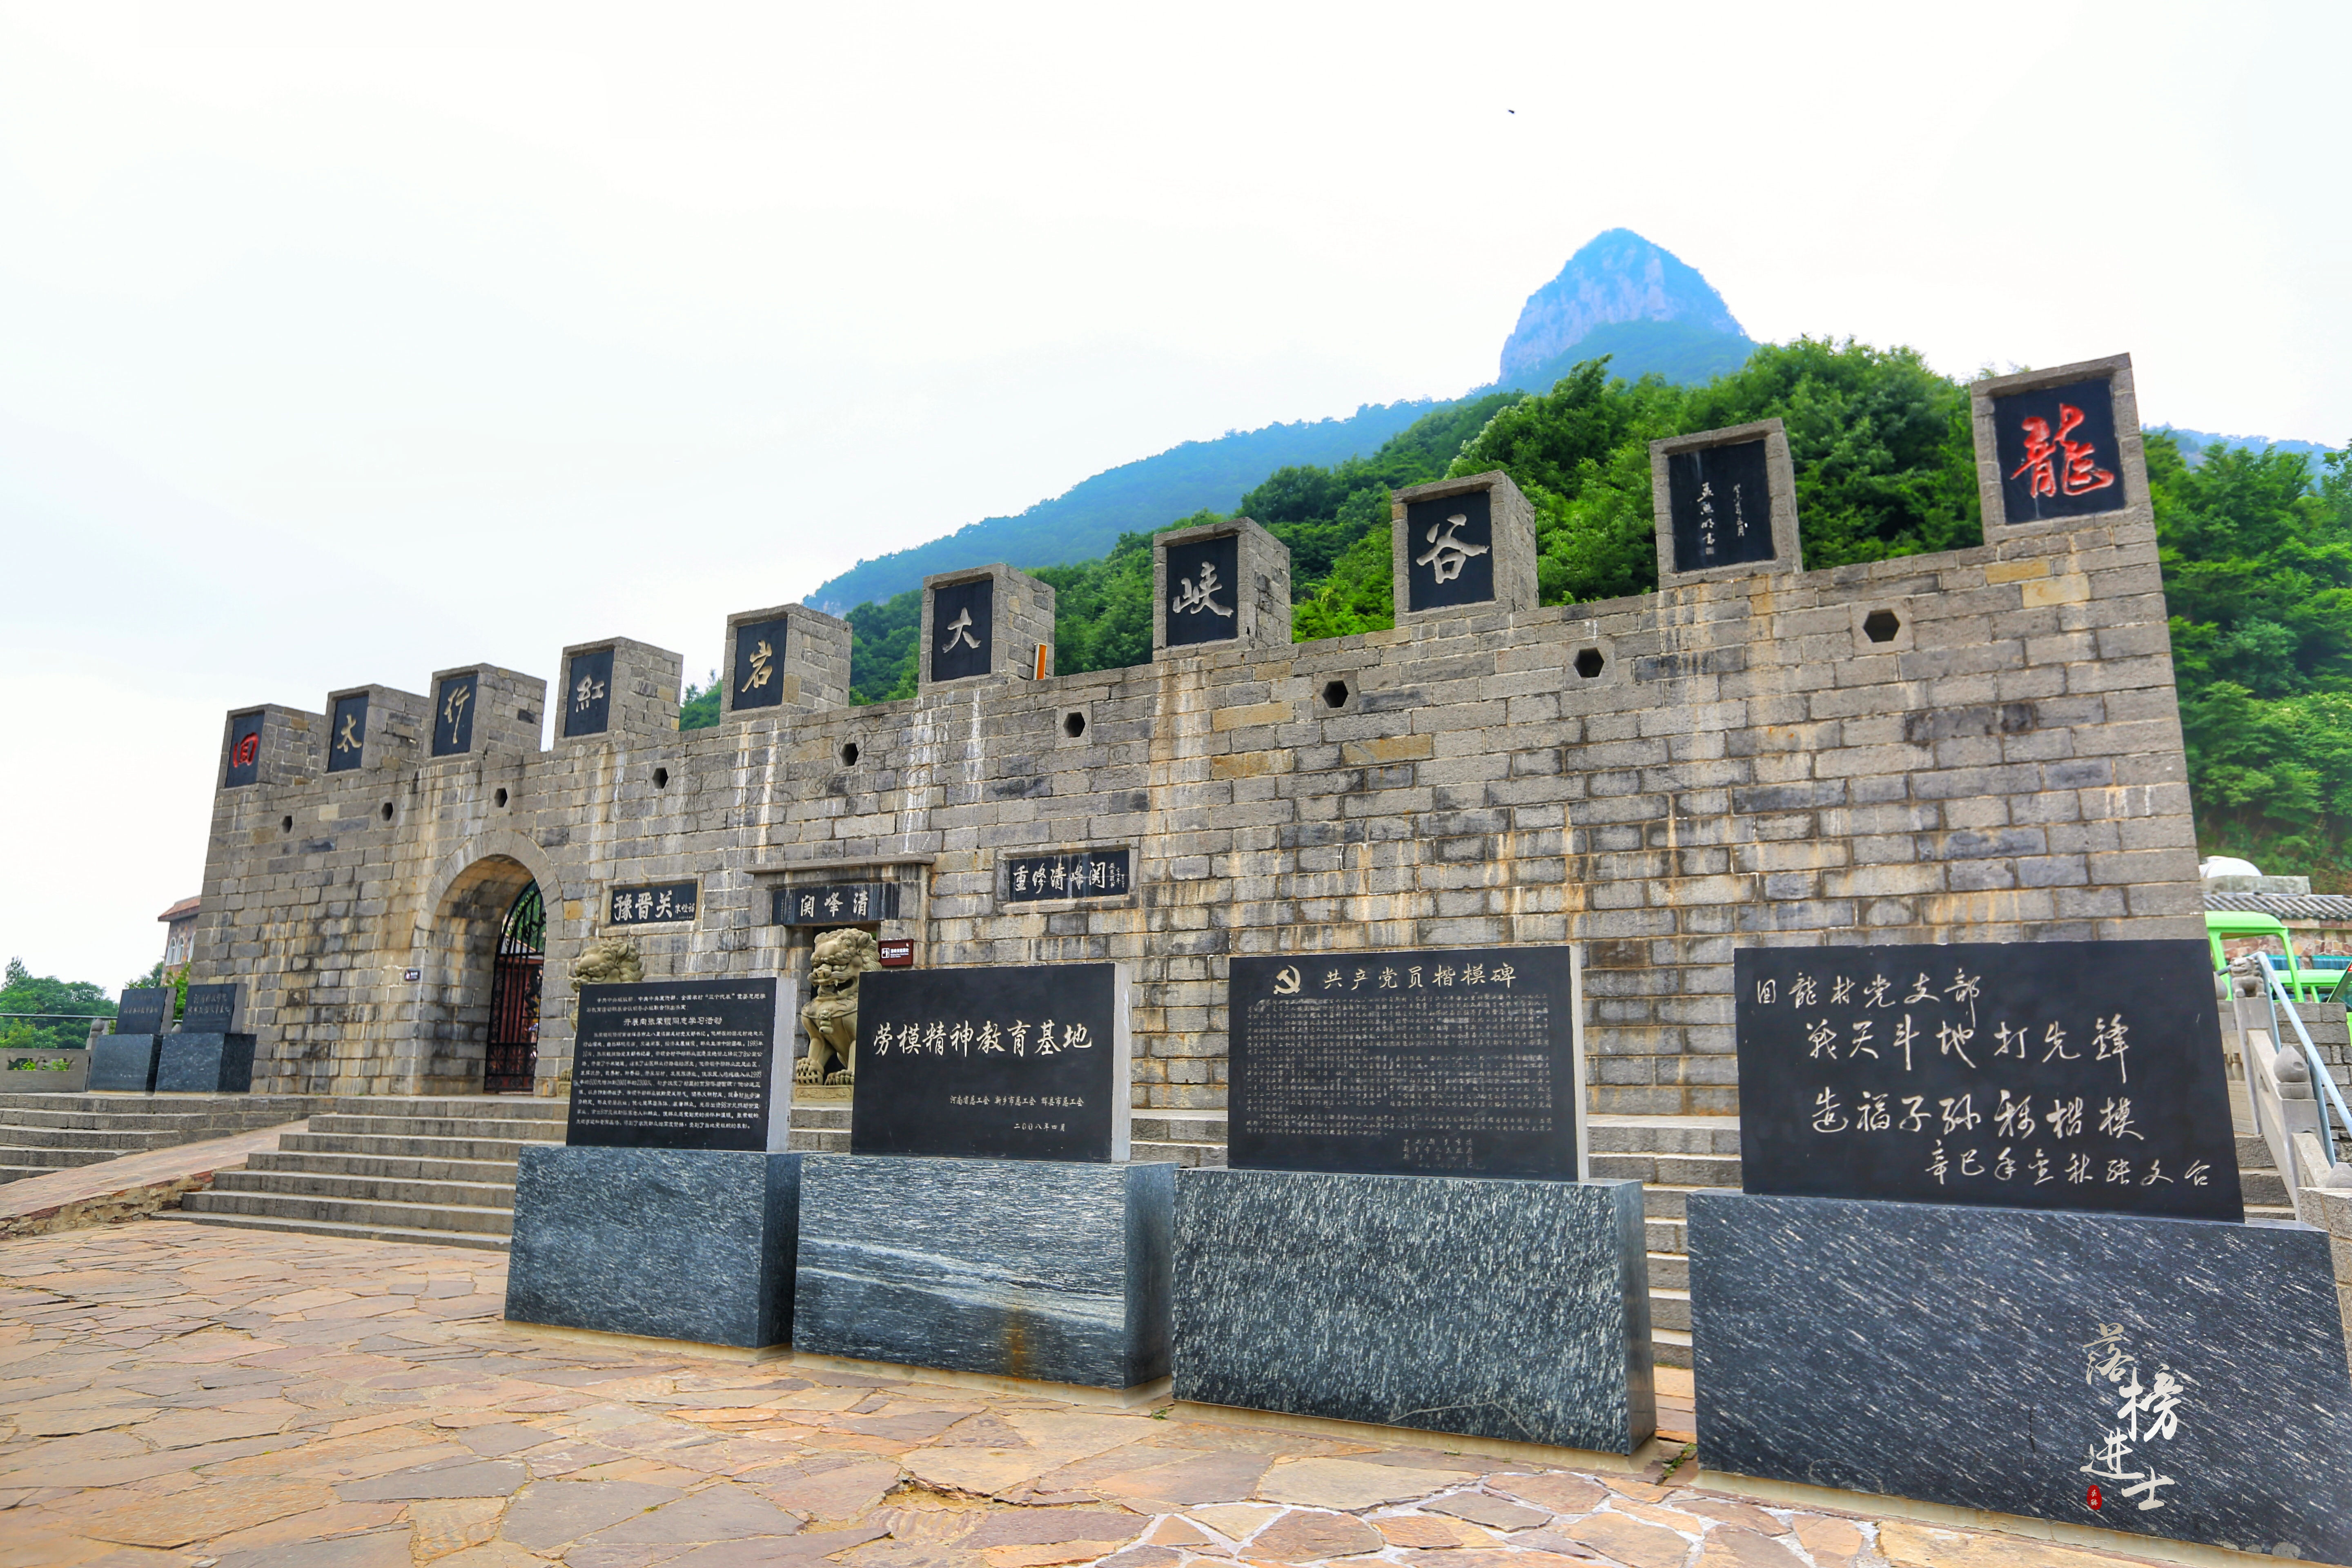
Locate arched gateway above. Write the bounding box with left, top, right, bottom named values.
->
left=485, top=882, right=544, bottom=1093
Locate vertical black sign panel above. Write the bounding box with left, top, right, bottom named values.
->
left=731, top=617, right=790, bottom=711
left=1667, top=439, right=1777, bottom=574
left=1403, top=490, right=1496, bottom=611
left=928, top=577, right=994, bottom=682
left=566, top=980, right=781, bottom=1150
left=1993, top=376, right=2127, bottom=524
left=1004, top=848, right=1131, bottom=902
left=223, top=712, right=265, bottom=788
left=326, top=693, right=369, bottom=773
left=1164, top=532, right=1242, bottom=647
left=1228, top=947, right=1581, bottom=1178
left=773, top=882, right=900, bottom=925
left=432, top=672, right=479, bottom=757
left=180, top=983, right=242, bottom=1033
left=1733, top=940, right=2241, bottom=1221
left=852, top=963, right=1121, bottom=1161
left=116, top=988, right=171, bottom=1035
left=564, top=647, right=615, bottom=737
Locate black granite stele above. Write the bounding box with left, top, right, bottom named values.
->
left=1228, top=947, right=1581, bottom=1179
left=852, top=962, right=1129, bottom=1162
left=116, top=988, right=171, bottom=1037
left=89, top=1034, right=164, bottom=1093
left=1734, top=940, right=2243, bottom=1222
left=155, top=1034, right=255, bottom=1093
left=1175, top=1169, right=1653, bottom=1452
left=1666, top=437, right=1777, bottom=573
left=567, top=979, right=787, bottom=1151
left=505, top=1145, right=801, bottom=1349
left=180, top=983, right=243, bottom=1035
left=1691, top=1192, right=2352, bottom=1561
left=795, top=1154, right=1173, bottom=1389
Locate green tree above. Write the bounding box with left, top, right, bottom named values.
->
left=679, top=671, right=722, bottom=730
left=0, top=957, right=117, bottom=1054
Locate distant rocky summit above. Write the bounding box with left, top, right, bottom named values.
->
left=1498, top=229, right=1748, bottom=385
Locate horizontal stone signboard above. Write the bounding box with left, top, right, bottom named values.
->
left=1004, top=848, right=1130, bottom=903
left=607, top=882, right=698, bottom=927
left=1227, top=947, right=1583, bottom=1179
left=850, top=962, right=1129, bottom=1162
left=1733, top=939, right=2242, bottom=1222
left=773, top=882, right=899, bottom=926
left=566, top=980, right=786, bottom=1152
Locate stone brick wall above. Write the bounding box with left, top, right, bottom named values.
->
left=193, top=501, right=2201, bottom=1111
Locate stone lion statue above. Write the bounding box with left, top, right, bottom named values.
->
left=798, top=928, right=881, bottom=1085
left=569, top=936, right=643, bottom=991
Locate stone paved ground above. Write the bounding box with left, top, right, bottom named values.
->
left=1, top=1223, right=2212, bottom=1568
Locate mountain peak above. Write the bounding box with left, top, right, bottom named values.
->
left=1499, top=229, right=1746, bottom=383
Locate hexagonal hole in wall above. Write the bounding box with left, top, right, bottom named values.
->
left=837, top=742, right=860, bottom=767
left=1862, top=609, right=1903, bottom=644
left=1573, top=647, right=1606, bottom=680
left=381, top=802, right=394, bottom=821
left=1321, top=679, right=1350, bottom=709
left=653, top=766, right=671, bottom=788
left=1062, top=711, right=1087, bottom=739
left=494, top=787, right=510, bottom=808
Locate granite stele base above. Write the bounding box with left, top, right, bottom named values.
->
left=1174, top=1169, right=1654, bottom=1453
left=794, top=1154, right=1174, bottom=1390
left=89, top=1034, right=163, bottom=1093
left=505, top=1145, right=801, bottom=1350
left=1690, top=1192, right=2352, bottom=1562
left=155, top=1033, right=256, bottom=1093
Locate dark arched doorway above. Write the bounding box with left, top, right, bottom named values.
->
left=484, top=881, right=544, bottom=1094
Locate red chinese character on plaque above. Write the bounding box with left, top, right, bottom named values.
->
left=2011, top=403, right=2116, bottom=501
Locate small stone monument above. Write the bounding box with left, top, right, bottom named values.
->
left=156, top=983, right=256, bottom=1093
left=797, top=928, right=878, bottom=1086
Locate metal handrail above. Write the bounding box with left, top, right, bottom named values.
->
left=2262, top=965, right=2351, bottom=1167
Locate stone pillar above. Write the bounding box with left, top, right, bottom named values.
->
left=1153, top=516, right=1291, bottom=659
left=426, top=664, right=547, bottom=759
left=917, top=564, right=1056, bottom=691
left=720, top=604, right=851, bottom=724
left=556, top=637, right=683, bottom=746
left=219, top=703, right=323, bottom=789
left=320, top=684, right=427, bottom=775
left=1389, top=470, right=1539, bottom=626
left=1968, top=352, right=2153, bottom=543
left=1648, top=418, right=1803, bottom=588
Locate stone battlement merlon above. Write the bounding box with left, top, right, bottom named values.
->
left=192, top=354, right=2201, bottom=1113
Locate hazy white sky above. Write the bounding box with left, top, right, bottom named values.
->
left=2, top=1, right=2345, bottom=989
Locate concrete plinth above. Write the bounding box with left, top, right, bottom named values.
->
left=1173, top=1169, right=1654, bottom=1453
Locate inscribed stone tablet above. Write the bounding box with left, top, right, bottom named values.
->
left=851, top=962, right=1128, bottom=1161
left=116, top=988, right=171, bottom=1036
left=431, top=672, right=478, bottom=757
left=1991, top=375, right=2128, bottom=525
left=1666, top=438, right=1776, bottom=574
left=223, top=712, right=264, bottom=788
left=1004, top=848, right=1130, bottom=904
left=731, top=616, right=790, bottom=711
left=929, top=577, right=994, bottom=682
left=180, top=984, right=241, bottom=1035
left=773, top=882, right=898, bottom=926
left=1163, top=531, right=1241, bottom=647
left=606, top=881, right=698, bottom=927
left=1227, top=947, right=1582, bottom=1179
left=1732, top=940, right=2242, bottom=1222
left=564, top=646, right=614, bottom=737
left=326, top=692, right=368, bottom=773
left=567, top=980, right=786, bottom=1152
left=1402, top=489, right=1497, bottom=611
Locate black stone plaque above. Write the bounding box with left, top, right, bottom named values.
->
left=116, top=987, right=171, bottom=1036
left=567, top=980, right=784, bottom=1151
left=1666, top=438, right=1776, bottom=574
left=851, top=962, right=1125, bottom=1161
left=431, top=672, right=478, bottom=757
left=1164, top=532, right=1242, bottom=647
left=1403, top=490, right=1496, bottom=611
left=326, top=693, right=368, bottom=773
left=1227, top=946, right=1581, bottom=1179
left=1004, top=848, right=1131, bottom=903
left=929, top=577, right=994, bottom=683
left=180, top=983, right=241, bottom=1034
left=1993, top=376, right=2127, bottom=525
left=731, top=617, right=790, bottom=712
left=607, top=881, right=698, bottom=926
left=156, top=1033, right=255, bottom=1093
left=1733, top=940, right=2242, bottom=1222
left=564, top=646, right=615, bottom=737
left=773, top=882, right=899, bottom=926
left=224, top=712, right=264, bottom=788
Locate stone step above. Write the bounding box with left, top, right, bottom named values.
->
left=307, top=1096, right=566, bottom=1120
left=0, top=1125, right=212, bottom=1152
left=0, top=1108, right=296, bottom=1134
left=303, top=1113, right=566, bottom=1143
left=1133, top=1140, right=1225, bottom=1168
left=1648, top=1252, right=1688, bottom=1293
left=1587, top=1114, right=1742, bottom=1157
left=2243, top=1169, right=2290, bottom=1206
left=1590, top=1151, right=1741, bottom=1188
left=1646, top=1217, right=1687, bottom=1256
left=281, top=1131, right=547, bottom=1163
left=1654, top=1328, right=1693, bottom=1371
left=0, top=1145, right=138, bottom=1173
left=246, top=1150, right=521, bottom=1186
left=0, top=1092, right=318, bottom=1115
left=789, top=1105, right=850, bottom=1131
left=207, top=1169, right=514, bottom=1209
left=1134, top=1113, right=1226, bottom=1144
left=160, top=1210, right=510, bottom=1252
left=178, top=1188, right=513, bottom=1236
left=787, top=1129, right=849, bottom=1155
left=1650, top=1287, right=1691, bottom=1335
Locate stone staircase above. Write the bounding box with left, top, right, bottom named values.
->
left=0, top=1092, right=323, bottom=1183
left=172, top=1097, right=567, bottom=1252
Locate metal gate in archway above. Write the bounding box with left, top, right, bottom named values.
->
left=484, top=881, right=543, bottom=1094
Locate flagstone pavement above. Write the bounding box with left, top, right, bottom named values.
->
left=1, top=1222, right=2199, bottom=1568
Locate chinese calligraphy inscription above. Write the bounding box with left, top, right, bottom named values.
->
left=1733, top=939, right=2242, bottom=1221
left=1227, top=947, right=1581, bottom=1178
left=1003, top=849, right=1131, bottom=904
left=180, top=983, right=242, bottom=1035
left=929, top=577, right=994, bottom=683
left=224, top=712, right=265, bottom=787
left=431, top=672, right=478, bottom=757
left=115, top=987, right=171, bottom=1036
left=773, top=882, right=900, bottom=926
left=1163, top=532, right=1241, bottom=648
left=729, top=617, right=790, bottom=711
left=326, top=693, right=369, bottom=774
left=564, top=646, right=614, bottom=737
left=850, top=960, right=1128, bottom=1162
left=1666, top=437, right=1776, bottom=575
left=607, top=881, right=699, bottom=927
left=1993, top=376, right=2128, bottom=524
left=566, top=979, right=785, bottom=1152
left=1402, top=490, right=1497, bottom=611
